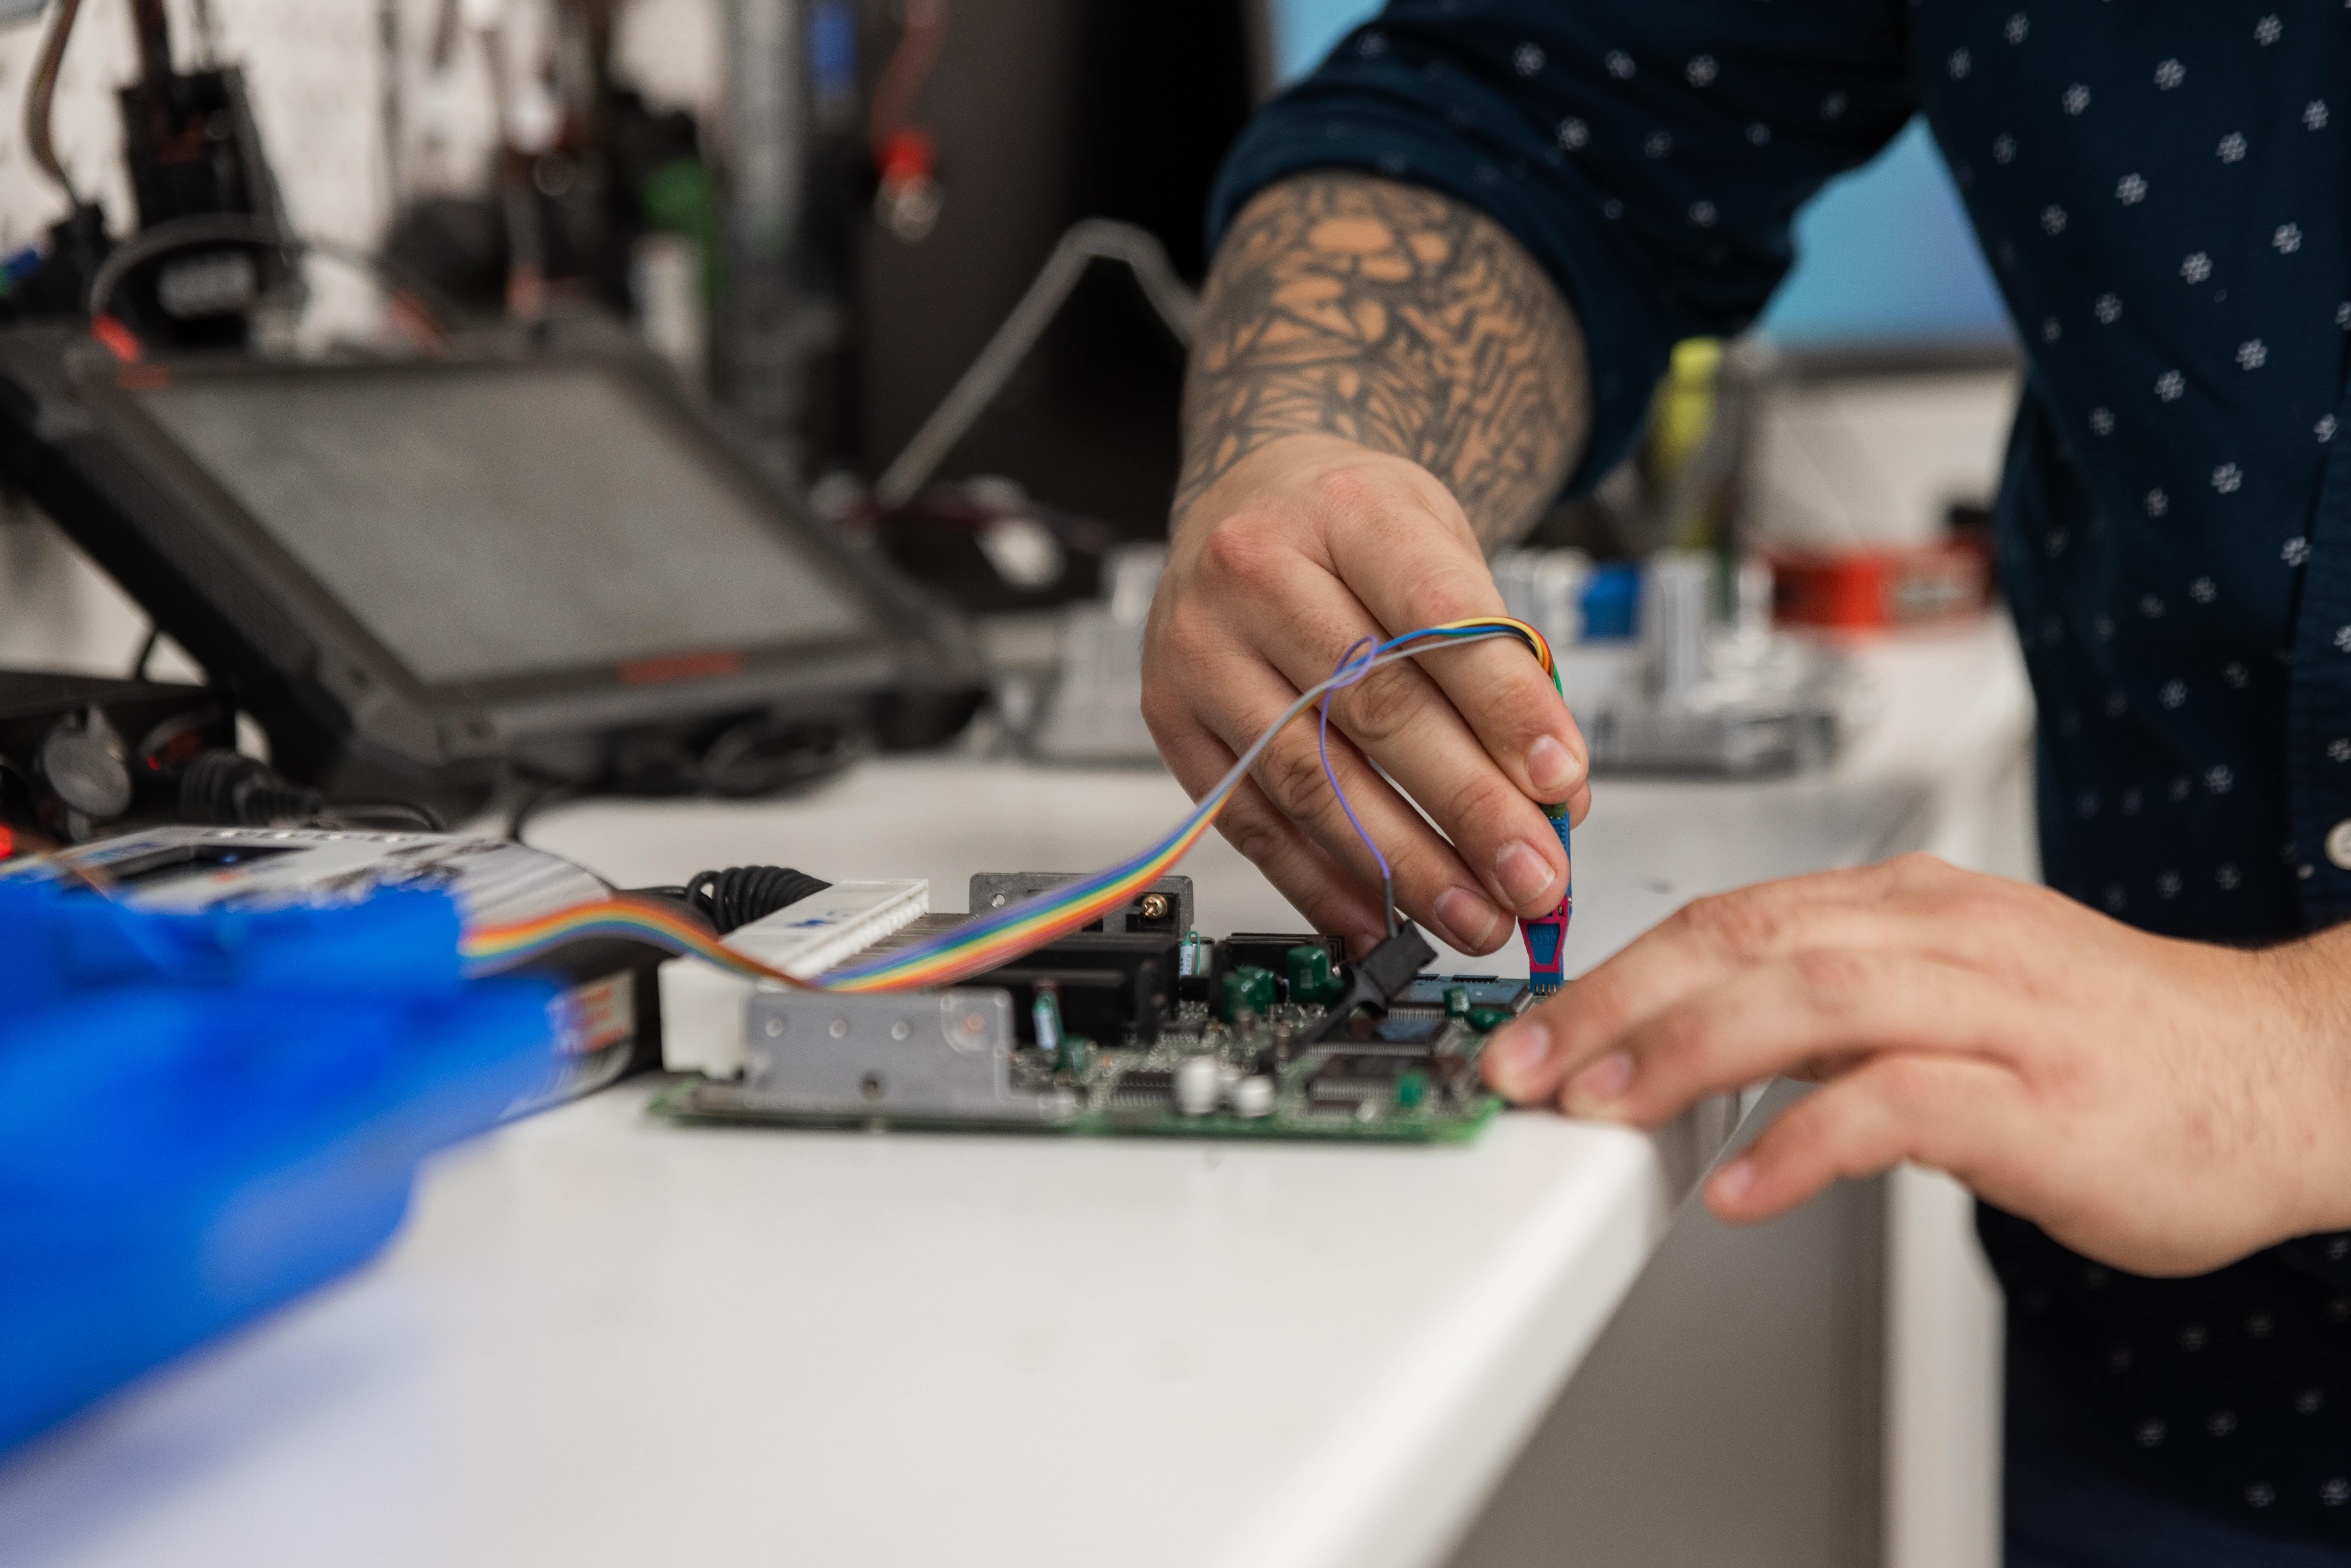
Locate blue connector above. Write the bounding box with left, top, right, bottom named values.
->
left=1518, top=802, right=1573, bottom=995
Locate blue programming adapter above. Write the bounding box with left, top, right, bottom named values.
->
left=1519, top=801, right=1573, bottom=995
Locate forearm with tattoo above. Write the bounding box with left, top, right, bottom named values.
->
left=1176, top=173, right=1591, bottom=547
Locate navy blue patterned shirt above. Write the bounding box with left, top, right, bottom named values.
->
left=1212, top=0, right=2351, bottom=1547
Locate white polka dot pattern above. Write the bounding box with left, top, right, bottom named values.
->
left=1218, top=12, right=2351, bottom=1522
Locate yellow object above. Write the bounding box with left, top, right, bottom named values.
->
left=1644, top=337, right=1723, bottom=549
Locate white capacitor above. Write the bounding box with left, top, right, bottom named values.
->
left=1230, top=1075, right=1275, bottom=1119
left=1174, top=1055, right=1220, bottom=1116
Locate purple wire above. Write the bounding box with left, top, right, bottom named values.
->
left=1318, top=634, right=1391, bottom=894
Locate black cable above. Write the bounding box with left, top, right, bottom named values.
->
left=85, top=214, right=461, bottom=333
left=506, top=776, right=583, bottom=845
left=696, top=714, right=864, bottom=799
left=129, top=626, right=160, bottom=681
left=505, top=717, right=864, bottom=846
left=668, top=866, right=833, bottom=935
left=177, top=750, right=321, bottom=827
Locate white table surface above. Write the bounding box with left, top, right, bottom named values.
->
left=0, top=621, right=2030, bottom=1568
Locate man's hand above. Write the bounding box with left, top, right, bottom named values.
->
left=1482, top=855, right=2351, bottom=1277
left=1145, top=435, right=1589, bottom=952
left=1149, top=173, right=1594, bottom=949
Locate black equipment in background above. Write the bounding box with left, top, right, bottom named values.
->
left=844, top=0, right=1262, bottom=541
left=110, top=0, right=297, bottom=346
left=0, top=669, right=234, bottom=847
left=0, top=668, right=453, bottom=851
left=5, top=0, right=295, bottom=347
left=0, top=321, right=986, bottom=822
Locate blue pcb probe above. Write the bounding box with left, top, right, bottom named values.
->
left=1518, top=801, right=1573, bottom=995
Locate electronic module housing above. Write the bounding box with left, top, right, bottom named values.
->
left=653, top=873, right=1533, bottom=1143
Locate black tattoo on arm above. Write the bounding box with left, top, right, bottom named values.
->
left=1176, top=172, right=1590, bottom=547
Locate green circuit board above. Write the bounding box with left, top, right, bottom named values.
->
left=650, top=975, right=1528, bottom=1143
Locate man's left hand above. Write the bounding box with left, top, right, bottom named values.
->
left=1481, top=855, right=2351, bottom=1277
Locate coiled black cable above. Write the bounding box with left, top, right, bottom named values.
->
left=178, top=750, right=322, bottom=827
left=669, top=865, right=834, bottom=935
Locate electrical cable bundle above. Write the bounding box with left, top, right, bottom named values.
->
left=460, top=617, right=1564, bottom=991
left=672, top=866, right=833, bottom=935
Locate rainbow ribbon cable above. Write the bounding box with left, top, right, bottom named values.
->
left=460, top=617, right=1567, bottom=992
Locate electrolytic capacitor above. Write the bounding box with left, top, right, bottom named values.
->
left=1174, top=1054, right=1220, bottom=1116
left=1230, top=1075, right=1275, bottom=1118
left=1032, top=979, right=1064, bottom=1055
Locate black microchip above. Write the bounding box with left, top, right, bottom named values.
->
left=1315, top=1053, right=1416, bottom=1081
left=1307, top=1039, right=1431, bottom=1060
left=1106, top=1067, right=1175, bottom=1111
left=1222, top=933, right=1344, bottom=985
left=1314, top=1011, right=1450, bottom=1046
left=1397, top=976, right=1529, bottom=1011
left=979, top=931, right=1177, bottom=1045
left=1308, top=1080, right=1387, bottom=1110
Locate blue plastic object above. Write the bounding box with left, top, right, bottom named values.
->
left=1518, top=803, right=1573, bottom=995
left=0, top=882, right=556, bottom=1456
left=1580, top=562, right=1642, bottom=641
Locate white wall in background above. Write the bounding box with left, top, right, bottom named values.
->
left=1747, top=370, right=2020, bottom=552
left=613, top=0, right=722, bottom=128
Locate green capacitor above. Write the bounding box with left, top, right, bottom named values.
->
left=1286, top=945, right=1344, bottom=1006
left=1443, top=985, right=1470, bottom=1019
left=1032, top=982, right=1064, bottom=1055
left=1395, top=1069, right=1429, bottom=1110
left=1057, top=1033, right=1095, bottom=1077
left=1177, top=930, right=1204, bottom=978
left=1220, top=965, right=1277, bottom=1023
left=1466, top=1005, right=1513, bottom=1033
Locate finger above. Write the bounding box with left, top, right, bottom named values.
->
left=1245, top=563, right=1567, bottom=919
left=1562, top=777, right=1592, bottom=830
left=1559, top=949, right=2030, bottom=1125
left=1144, top=579, right=1514, bottom=953
left=1482, top=860, right=1968, bottom=1101
left=1215, top=776, right=1392, bottom=944
left=1148, top=712, right=1390, bottom=946
left=1706, top=1055, right=2024, bottom=1224
left=1325, top=497, right=1589, bottom=808
left=1201, top=651, right=1515, bottom=954
left=1323, top=654, right=1569, bottom=917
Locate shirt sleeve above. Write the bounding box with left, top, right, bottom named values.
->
left=1209, top=1, right=1921, bottom=495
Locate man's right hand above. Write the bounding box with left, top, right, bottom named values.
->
left=1145, top=172, right=1593, bottom=951
left=1143, top=433, right=1589, bottom=954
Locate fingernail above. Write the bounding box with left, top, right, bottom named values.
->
left=1489, top=1020, right=1553, bottom=1084
left=1566, top=1049, right=1633, bottom=1109
left=1495, top=838, right=1555, bottom=907
left=1434, top=886, right=1504, bottom=951
left=1710, top=1157, right=1756, bottom=1207
left=1526, top=733, right=1583, bottom=796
